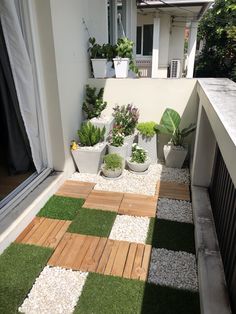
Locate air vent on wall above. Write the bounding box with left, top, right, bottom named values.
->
left=170, top=59, right=181, bottom=78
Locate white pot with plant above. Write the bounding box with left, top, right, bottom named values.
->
left=137, top=121, right=157, bottom=163
left=112, top=104, right=139, bottom=157
left=83, top=84, right=114, bottom=139
left=71, top=122, right=106, bottom=174
left=113, top=37, right=139, bottom=78
left=101, top=153, right=123, bottom=179
left=108, top=126, right=127, bottom=160
left=155, top=108, right=196, bottom=169
left=127, top=144, right=151, bottom=173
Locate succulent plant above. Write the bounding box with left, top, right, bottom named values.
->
left=77, top=122, right=105, bottom=147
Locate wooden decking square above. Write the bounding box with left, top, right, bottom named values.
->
left=56, top=180, right=95, bottom=199
left=48, top=233, right=151, bottom=281
left=83, top=190, right=124, bottom=212
left=156, top=181, right=190, bottom=201
left=118, top=193, right=158, bottom=217
left=15, top=217, right=71, bottom=249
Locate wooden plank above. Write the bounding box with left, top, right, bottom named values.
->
left=140, top=245, right=152, bottom=281
left=111, top=241, right=130, bottom=277
left=156, top=181, right=190, bottom=201
left=56, top=180, right=95, bottom=199
left=80, top=236, right=100, bottom=271
left=19, top=217, right=45, bottom=243
left=36, top=219, right=59, bottom=246
left=87, top=237, right=107, bottom=272
left=72, top=236, right=94, bottom=270
left=44, top=220, right=71, bottom=249
left=131, top=244, right=145, bottom=280
left=123, top=243, right=138, bottom=279
left=96, top=239, right=115, bottom=274
left=54, top=233, right=76, bottom=267
left=83, top=190, right=124, bottom=212
left=48, top=233, right=72, bottom=266
left=15, top=217, right=41, bottom=243
left=103, top=240, right=120, bottom=275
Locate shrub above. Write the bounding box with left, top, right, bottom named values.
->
left=116, top=37, right=139, bottom=75
left=77, top=122, right=105, bottom=147
left=131, top=144, right=147, bottom=164
left=82, top=85, right=107, bottom=119
left=137, top=121, right=157, bottom=138
left=113, top=104, right=139, bottom=136
left=104, top=153, right=123, bottom=170
left=109, top=126, right=125, bottom=147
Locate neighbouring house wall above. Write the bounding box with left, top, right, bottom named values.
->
left=168, top=24, right=185, bottom=68
left=33, top=0, right=108, bottom=176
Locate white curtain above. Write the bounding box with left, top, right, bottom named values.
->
left=0, top=0, right=43, bottom=173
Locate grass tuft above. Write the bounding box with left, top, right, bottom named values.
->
left=146, top=218, right=195, bottom=253
left=68, top=208, right=116, bottom=237
left=0, top=243, right=52, bottom=313
left=37, top=195, right=84, bottom=220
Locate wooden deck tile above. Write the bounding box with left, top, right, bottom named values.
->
left=83, top=190, right=124, bottom=212
left=119, top=193, right=157, bottom=217
left=16, top=217, right=71, bottom=249
left=48, top=233, right=151, bottom=281
left=156, top=181, right=190, bottom=201
left=56, top=180, right=95, bottom=199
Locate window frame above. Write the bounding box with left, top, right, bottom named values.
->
left=136, top=23, right=154, bottom=57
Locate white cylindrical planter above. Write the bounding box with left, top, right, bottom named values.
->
left=108, top=143, right=128, bottom=160
left=91, top=59, right=107, bottom=78
left=124, top=134, right=136, bottom=157
left=89, top=116, right=114, bottom=140
left=113, top=58, right=129, bottom=78
left=138, top=133, right=157, bottom=163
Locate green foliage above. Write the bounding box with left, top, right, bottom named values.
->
left=131, top=144, right=147, bottom=164
left=82, top=84, right=107, bottom=119
left=137, top=121, right=157, bottom=138
left=195, top=0, right=236, bottom=80
left=77, top=122, right=105, bottom=147
left=113, top=104, right=139, bottom=136
left=155, top=108, right=196, bottom=146
left=108, top=126, right=125, bottom=147
left=88, top=38, right=116, bottom=60
left=104, top=153, right=123, bottom=170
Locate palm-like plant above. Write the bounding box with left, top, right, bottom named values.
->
left=155, top=108, right=196, bottom=146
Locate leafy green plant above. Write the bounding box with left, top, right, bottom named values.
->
left=77, top=122, right=105, bottom=146
left=113, top=104, right=139, bottom=136
left=155, top=108, right=196, bottom=146
left=108, top=126, right=125, bottom=147
left=104, top=153, right=123, bottom=170
left=88, top=37, right=117, bottom=61
left=82, top=85, right=107, bottom=119
left=137, top=121, right=157, bottom=138
left=131, top=144, right=147, bottom=163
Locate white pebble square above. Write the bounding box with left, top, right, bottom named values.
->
left=157, top=198, right=193, bottom=224
left=109, top=215, right=150, bottom=244
left=148, top=248, right=198, bottom=291
left=19, top=266, right=88, bottom=314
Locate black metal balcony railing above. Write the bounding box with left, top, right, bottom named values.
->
left=209, top=146, right=236, bottom=313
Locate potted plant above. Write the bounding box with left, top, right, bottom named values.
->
left=82, top=84, right=113, bottom=139
left=108, top=125, right=128, bottom=159
left=113, top=104, right=139, bottom=156
left=155, top=108, right=196, bottom=168
left=113, top=37, right=139, bottom=78
left=88, top=37, right=107, bottom=78
left=101, top=153, right=123, bottom=178
left=71, top=122, right=106, bottom=173
left=127, top=144, right=151, bottom=172
left=137, top=121, right=157, bottom=163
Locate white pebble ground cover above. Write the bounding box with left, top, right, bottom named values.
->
left=109, top=215, right=150, bottom=244
left=71, top=163, right=190, bottom=195
left=19, top=266, right=88, bottom=314
left=157, top=198, right=193, bottom=224
left=148, top=248, right=198, bottom=291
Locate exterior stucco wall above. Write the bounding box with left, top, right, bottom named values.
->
left=168, top=24, right=185, bottom=68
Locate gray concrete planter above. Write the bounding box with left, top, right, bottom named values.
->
left=108, top=143, right=128, bottom=160
left=126, top=157, right=151, bottom=172
left=138, top=133, right=157, bottom=163
left=101, top=165, right=122, bottom=178
left=163, top=144, right=188, bottom=169
left=124, top=134, right=136, bottom=157
left=71, top=142, right=107, bottom=174
left=91, top=59, right=107, bottom=78
left=89, top=116, right=114, bottom=140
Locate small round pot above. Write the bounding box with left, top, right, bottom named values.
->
left=126, top=157, right=151, bottom=172
left=101, top=164, right=122, bottom=178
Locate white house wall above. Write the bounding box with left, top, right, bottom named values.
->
left=168, top=24, right=185, bottom=68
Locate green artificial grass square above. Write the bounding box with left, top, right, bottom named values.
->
left=0, top=243, right=53, bottom=314
left=68, top=208, right=116, bottom=237
left=37, top=195, right=84, bottom=220
left=146, top=218, right=195, bottom=253
left=74, top=273, right=200, bottom=314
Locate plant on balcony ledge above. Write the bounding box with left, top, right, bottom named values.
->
left=155, top=108, right=196, bottom=168
left=71, top=122, right=106, bottom=174
left=101, top=153, right=123, bottom=179
left=137, top=121, right=158, bottom=163
left=127, top=143, right=151, bottom=173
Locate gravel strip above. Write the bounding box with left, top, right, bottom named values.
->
left=148, top=248, right=198, bottom=291
left=19, top=266, right=88, bottom=314
left=71, top=163, right=189, bottom=195
left=157, top=198, right=193, bottom=224
left=109, top=215, right=150, bottom=244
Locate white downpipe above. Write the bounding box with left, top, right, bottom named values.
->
left=151, top=17, right=160, bottom=78
left=187, top=21, right=198, bottom=78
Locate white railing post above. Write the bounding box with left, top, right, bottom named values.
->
left=151, top=16, right=160, bottom=78
left=187, top=21, right=198, bottom=78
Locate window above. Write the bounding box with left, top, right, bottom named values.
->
left=136, top=24, right=153, bottom=56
